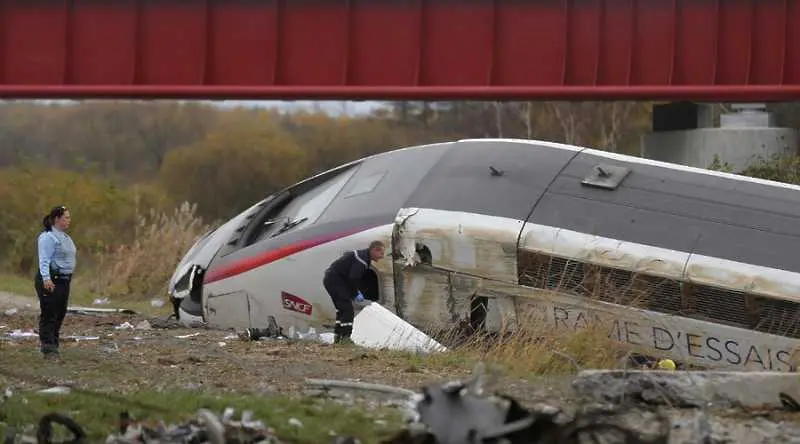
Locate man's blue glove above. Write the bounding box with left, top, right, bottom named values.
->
left=355, top=291, right=365, bottom=302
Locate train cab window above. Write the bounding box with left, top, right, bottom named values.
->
left=242, top=166, right=359, bottom=246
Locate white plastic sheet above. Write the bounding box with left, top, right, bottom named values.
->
left=351, top=302, right=447, bottom=353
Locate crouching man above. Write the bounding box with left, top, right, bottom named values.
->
left=323, top=240, right=385, bottom=344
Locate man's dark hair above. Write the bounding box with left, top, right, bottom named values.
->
left=42, top=205, right=67, bottom=232
left=368, top=240, right=385, bottom=250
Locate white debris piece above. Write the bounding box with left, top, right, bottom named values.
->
left=319, top=332, right=335, bottom=344
left=38, top=386, right=71, bottom=395
left=135, top=320, right=151, bottom=330
left=64, top=335, right=100, bottom=341
left=351, top=302, right=447, bottom=353
left=4, top=308, right=18, bottom=316
left=286, top=326, right=334, bottom=344
left=68, top=306, right=137, bottom=315
left=7, top=329, right=37, bottom=339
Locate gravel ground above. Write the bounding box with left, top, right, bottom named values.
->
left=0, top=291, right=34, bottom=311
left=0, top=293, right=568, bottom=404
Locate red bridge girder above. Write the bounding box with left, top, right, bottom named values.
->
left=1, top=0, right=799, bottom=101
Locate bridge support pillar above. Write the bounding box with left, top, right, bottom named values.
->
left=640, top=102, right=798, bottom=172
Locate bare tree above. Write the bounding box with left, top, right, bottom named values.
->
left=598, top=102, right=637, bottom=153
left=520, top=102, right=533, bottom=139
left=494, top=101, right=504, bottom=138
left=547, top=102, right=582, bottom=145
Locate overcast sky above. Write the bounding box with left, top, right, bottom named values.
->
left=18, top=99, right=388, bottom=116
left=214, top=100, right=386, bottom=115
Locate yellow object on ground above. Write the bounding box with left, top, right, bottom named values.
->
left=656, top=359, right=676, bottom=370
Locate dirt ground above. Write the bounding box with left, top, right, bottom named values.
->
left=6, top=293, right=800, bottom=443
left=0, top=292, right=34, bottom=311
left=0, top=292, right=570, bottom=407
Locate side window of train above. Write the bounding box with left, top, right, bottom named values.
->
left=216, top=193, right=292, bottom=257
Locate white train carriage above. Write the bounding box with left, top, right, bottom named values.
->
left=167, top=138, right=800, bottom=372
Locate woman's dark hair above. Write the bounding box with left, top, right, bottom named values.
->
left=42, top=205, right=67, bottom=232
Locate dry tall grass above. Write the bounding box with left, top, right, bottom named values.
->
left=419, top=254, right=673, bottom=376
left=427, top=312, right=631, bottom=378
left=87, top=201, right=213, bottom=300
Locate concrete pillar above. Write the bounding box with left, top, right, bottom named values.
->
left=641, top=102, right=799, bottom=171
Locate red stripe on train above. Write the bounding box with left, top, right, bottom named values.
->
left=203, top=227, right=372, bottom=284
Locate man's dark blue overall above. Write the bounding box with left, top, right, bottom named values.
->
left=323, top=248, right=371, bottom=343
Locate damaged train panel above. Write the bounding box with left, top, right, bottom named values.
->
left=517, top=222, right=800, bottom=338
left=390, top=206, right=800, bottom=371
left=504, top=282, right=800, bottom=372
left=391, top=208, right=522, bottom=331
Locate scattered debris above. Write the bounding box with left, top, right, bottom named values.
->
left=4, top=302, right=800, bottom=443
left=3, top=308, right=18, bottom=316
left=382, top=371, right=670, bottom=444
left=114, top=321, right=152, bottom=331
left=238, top=316, right=284, bottom=341
left=106, top=408, right=284, bottom=443
left=306, top=365, right=800, bottom=444
left=234, top=305, right=444, bottom=352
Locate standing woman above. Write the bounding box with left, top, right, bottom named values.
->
left=35, top=205, right=77, bottom=360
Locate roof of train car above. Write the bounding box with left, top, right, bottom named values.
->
left=454, top=138, right=800, bottom=273
left=204, top=137, right=800, bottom=281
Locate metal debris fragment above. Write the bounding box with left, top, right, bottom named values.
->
left=238, top=316, right=284, bottom=341
left=105, top=408, right=282, bottom=443
left=5, top=329, right=36, bottom=339
left=2, top=412, right=88, bottom=444
left=37, top=386, right=71, bottom=395
left=305, top=378, right=418, bottom=398
left=383, top=366, right=671, bottom=444
left=67, top=306, right=136, bottom=316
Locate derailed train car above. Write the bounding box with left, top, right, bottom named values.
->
left=167, top=138, right=800, bottom=372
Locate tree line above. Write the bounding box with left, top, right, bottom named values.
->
left=1, top=99, right=799, bottom=283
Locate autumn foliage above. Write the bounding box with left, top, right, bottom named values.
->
left=1, top=99, right=799, bottom=300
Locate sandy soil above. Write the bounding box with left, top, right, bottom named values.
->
left=0, top=291, right=35, bottom=311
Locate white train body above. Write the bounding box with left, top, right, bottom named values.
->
left=168, top=139, right=800, bottom=372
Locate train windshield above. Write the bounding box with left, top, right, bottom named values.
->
left=250, top=166, right=359, bottom=243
